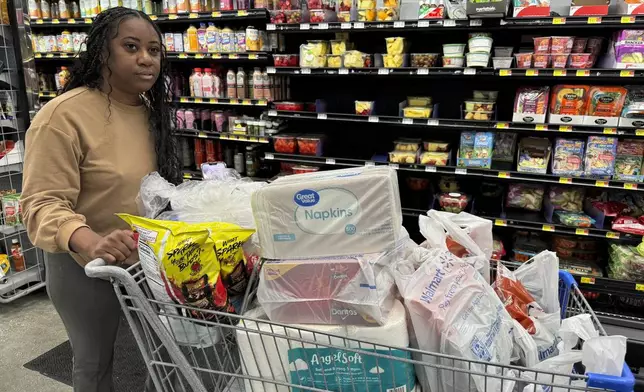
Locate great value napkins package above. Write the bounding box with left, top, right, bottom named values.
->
left=251, top=167, right=402, bottom=259
left=237, top=300, right=416, bottom=392
left=257, top=251, right=397, bottom=325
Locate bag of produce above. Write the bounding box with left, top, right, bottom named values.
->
left=609, top=243, right=644, bottom=281
left=547, top=186, right=585, bottom=212
left=506, top=183, right=545, bottom=211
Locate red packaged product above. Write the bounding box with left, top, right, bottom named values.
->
left=296, top=135, right=324, bottom=156
left=552, top=54, right=569, bottom=68
left=592, top=201, right=628, bottom=217
left=612, top=215, right=644, bottom=235
left=273, top=54, right=299, bottom=67
left=550, top=85, right=590, bottom=115
left=533, top=37, right=551, bottom=53
left=273, top=134, right=298, bottom=153
left=551, top=36, right=574, bottom=54
left=292, top=165, right=320, bottom=174
left=274, top=101, right=305, bottom=111
left=533, top=53, right=551, bottom=69
left=494, top=265, right=544, bottom=334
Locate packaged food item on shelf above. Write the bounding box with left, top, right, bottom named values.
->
left=609, top=243, right=644, bottom=281
left=326, top=54, right=342, bottom=68
left=385, top=37, right=406, bottom=55
left=555, top=211, right=595, bottom=227
left=419, top=151, right=449, bottom=166
left=572, top=38, right=588, bottom=53
left=408, top=96, right=432, bottom=107
left=438, top=192, right=470, bottom=213
left=457, top=132, right=494, bottom=168
left=383, top=53, right=407, bottom=68
left=551, top=54, right=569, bottom=68
left=532, top=53, right=551, bottom=68
left=464, top=100, right=495, bottom=120
left=492, top=236, right=506, bottom=260
left=612, top=216, right=644, bottom=236
left=515, top=52, right=533, bottom=68
left=442, top=56, right=464, bottom=67
left=300, top=41, right=329, bottom=68
left=584, top=136, right=617, bottom=178
left=423, top=140, right=449, bottom=152
left=533, top=37, right=551, bottom=53
left=337, top=10, right=351, bottom=21
left=411, top=53, right=439, bottom=67
left=330, top=40, right=348, bottom=55
left=548, top=186, right=585, bottom=212
left=357, top=8, right=376, bottom=20
left=506, top=183, right=545, bottom=211
left=493, top=132, right=517, bottom=162
left=552, top=138, right=585, bottom=177
left=513, top=86, right=549, bottom=123
left=492, top=57, right=513, bottom=69
left=549, top=85, right=589, bottom=123
left=274, top=101, right=305, bottom=111
left=620, top=86, right=644, bottom=125
left=339, top=0, right=352, bottom=10
left=292, top=165, right=320, bottom=174
left=443, top=43, right=466, bottom=56
left=494, top=47, right=514, bottom=57
left=394, top=138, right=421, bottom=151
left=357, top=0, right=376, bottom=7
left=297, top=135, right=324, bottom=156
left=273, top=134, right=298, bottom=153
left=559, top=259, right=603, bottom=277
left=552, top=235, right=578, bottom=249
left=355, top=100, right=374, bottom=115
left=273, top=54, right=299, bottom=67
left=343, top=50, right=371, bottom=68
left=615, top=139, right=644, bottom=182
left=310, top=9, right=336, bottom=22
left=586, top=86, right=628, bottom=123
left=551, top=36, right=574, bottom=53
left=403, top=106, right=431, bottom=118
left=377, top=6, right=398, bottom=20
left=389, top=150, right=417, bottom=163
left=466, top=52, right=490, bottom=67
left=468, top=36, right=493, bottom=53
left=473, top=90, right=498, bottom=101
left=270, top=9, right=303, bottom=23
left=517, top=137, right=551, bottom=174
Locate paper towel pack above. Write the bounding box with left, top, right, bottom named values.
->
left=236, top=300, right=415, bottom=392
left=257, top=251, right=396, bottom=325
left=251, top=166, right=403, bottom=259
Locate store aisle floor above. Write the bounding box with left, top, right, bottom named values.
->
left=0, top=290, right=72, bottom=392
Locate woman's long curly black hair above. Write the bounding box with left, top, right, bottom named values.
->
left=63, top=7, right=182, bottom=185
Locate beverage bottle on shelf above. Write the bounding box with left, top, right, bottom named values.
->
left=187, top=25, right=198, bottom=53
left=176, top=108, right=185, bottom=128
left=29, top=0, right=42, bottom=18
left=206, top=22, right=216, bottom=53
left=212, top=69, right=222, bottom=97
left=173, top=32, right=183, bottom=52
left=220, top=27, right=234, bottom=53
left=200, top=0, right=210, bottom=12
left=61, top=29, right=73, bottom=52
left=189, top=0, right=200, bottom=12
left=41, top=0, right=51, bottom=17
left=190, top=68, right=203, bottom=97
left=78, top=0, right=86, bottom=16
left=262, top=71, right=271, bottom=101
left=252, top=67, right=263, bottom=100
left=58, top=66, right=70, bottom=89
left=60, top=0, right=70, bottom=17
left=167, top=0, right=177, bottom=13
left=50, top=1, right=59, bottom=18
left=194, top=139, right=205, bottom=168
left=201, top=68, right=214, bottom=97
left=99, top=0, right=109, bottom=11
left=176, top=0, right=188, bottom=13
left=194, top=109, right=201, bottom=130
left=236, top=67, right=246, bottom=99
left=220, top=0, right=233, bottom=10
left=236, top=0, right=248, bottom=9
left=144, top=0, right=153, bottom=13
left=201, top=108, right=211, bottom=131
left=185, top=109, right=195, bottom=129
left=72, top=0, right=80, bottom=16
left=226, top=69, right=236, bottom=98
left=91, top=0, right=100, bottom=15
left=11, top=239, right=25, bottom=272
left=197, top=23, right=207, bottom=52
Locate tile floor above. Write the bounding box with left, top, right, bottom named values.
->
left=0, top=289, right=71, bottom=392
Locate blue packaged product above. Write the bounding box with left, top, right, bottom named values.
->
left=552, top=138, right=585, bottom=177
left=457, top=131, right=494, bottom=169
left=583, top=136, right=618, bottom=179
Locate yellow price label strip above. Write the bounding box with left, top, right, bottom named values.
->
left=580, top=276, right=595, bottom=284
left=195, top=54, right=205, bottom=59
left=68, top=18, right=76, bottom=23
left=197, top=132, right=207, bottom=138
left=35, top=53, right=42, bottom=58
left=636, top=283, right=644, bottom=291
left=494, top=219, right=507, bottom=226
left=587, top=16, right=601, bottom=24
left=258, top=100, right=268, bottom=106
left=189, top=13, right=198, bottom=18
left=60, top=53, right=68, bottom=58
left=249, top=137, right=258, bottom=142
left=242, top=99, right=252, bottom=105
left=620, top=70, right=635, bottom=77
left=575, top=228, right=589, bottom=236
left=559, top=177, right=572, bottom=184
left=84, top=18, right=92, bottom=23
left=559, top=125, right=572, bottom=132
left=229, top=99, right=239, bottom=104
left=36, top=19, right=43, bottom=24
left=553, top=17, right=566, bottom=24
left=595, top=180, right=608, bottom=187
left=52, top=18, right=60, bottom=24
left=237, top=10, right=248, bottom=16
left=625, top=183, right=638, bottom=190
left=526, top=69, right=539, bottom=76
left=495, top=122, right=509, bottom=129
left=499, top=69, right=512, bottom=76
left=212, top=11, right=221, bottom=17
left=46, top=53, right=54, bottom=58
left=194, top=98, right=203, bottom=103
left=603, top=128, right=617, bottom=134
left=542, top=225, right=555, bottom=232
left=576, top=70, right=590, bottom=77
left=149, top=15, right=157, bottom=20
left=553, top=69, right=567, bottom=77
left=178, top=53, right=188, bottom=58
left=209, top=98, right=218, bottom=104
left=229, top=54, right=239, bottom=59
left=168, top=14, right=178, bottom=19
left=212, top=54, right=222, bottom=59
left=179, top=97, right=188, bottom=103
left=248, top=54, right=258, bottom=59
left=621, top=15, right=636, bottom=23
left=220, top=134, right=229, bottom=140
left=637, top=129, right=644, bottom=136
left=183, top=173, right=193, bottom=179
left=498, top=172, right=510, bottom=178
left=606, top=231, right=620, bottom=239
left=535, top=124, right=548, bottom=131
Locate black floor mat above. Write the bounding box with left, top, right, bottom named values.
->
left=23, top=317, right=147, bottom=391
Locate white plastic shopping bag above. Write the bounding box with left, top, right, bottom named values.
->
left=513, top=251, right=561, bottom=328
left=583, top=336, right=627, bottom=377
left=521, top=351, right=585, bottom=392
left=558, top=314, right=599, bottom=351
left=511, top=319, right=539, bottom=367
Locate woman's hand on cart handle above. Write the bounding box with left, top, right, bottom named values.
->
left=71, top=228, right=137, bottom=264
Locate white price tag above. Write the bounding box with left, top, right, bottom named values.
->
left=469, top=19, right=482, bottom=26
left=425, top=166, right=437, bottom=172
left=378, top=68, right=389, bottom=75
left=265, top=153, right=274, bottom=160
left=402, top=118, right=413, bottom=124
left=427, top=119, right=439, bottom=126
left=266, top=67, right=276, bottom=74
left=354, top=22, right=365, bottom=29
left=464, top=68, right=476, bottom=75
left=368, top=116, right=379, bottom=123
left=318, top=23, right=329, bottom=29
left=417, top=68, right=429, bottom=75
left=418, top=20, right=430, bottom=27
left=339, top=68, right=349, bottom=75
left=268, top=110, right=277, bottom=116
left=365, top=161, right=376, bottom=167
left=301, top=68, right=311, bottom=74
left=325, top=158, right=336, bottom=165
left=443, top=19, right=456, bottom=27
left=317, top=113, right=327, bottom=120
left=455, top=168, right=467, bottom=175
left=341, top=22, right=351, bottom=29
left=394, top=21, right=405, bottom=28
left=267, top=23, right=276, bottom=30
left=389, top=163, right=399, bottom=169
left=300, top=23, right=310, bottom=30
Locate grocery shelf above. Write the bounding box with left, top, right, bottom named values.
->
left=597, top=312, right=644, bottom=334
left=167, top=52, right=269, bottom=61
left=175, top=97, right=269, bottom=106
left=575, top=275, right=644, bottom=298
left=34, top=52, right=78, bottom=60
left=29, top=9, right=268, bottom=27
left=265, top=66, right=644, bottom=79
left=38, top=91, right=56, bottom=99
left=267, top=18, right=487, bottom=32
left=501, top=15, right=644, bottom=28
left=175, top=129, right=271, bottom=143
left=264, top=152, right=644, bottom=192
left=267, top=109, right=644, bottom=138
left=401, top=207, right=638, bottom=242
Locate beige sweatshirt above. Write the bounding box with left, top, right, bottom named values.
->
left=22, top=87, right=157, bottom=264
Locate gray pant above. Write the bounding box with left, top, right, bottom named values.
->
left=45, top=252, right=121, bottom=392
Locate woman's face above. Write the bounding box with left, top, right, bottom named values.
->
left=104, top=17, right=161, bottom=97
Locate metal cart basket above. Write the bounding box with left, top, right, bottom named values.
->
left=85, top=259, right=635, bottom=392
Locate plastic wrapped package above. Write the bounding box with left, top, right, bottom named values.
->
left=307, top=0, right=336, bottom=11
left=377, top=7, right=398, bottom=20
left=270, top=9, right=302, bottom=23
left=419, top=151, right=449, bottom=166
left=550, top=85, right=590, bottom=116
left=408, top=95, right=432, bottom=107
left=615, top=140, right=644, bottom=181
left=258, top=250, right=397, bottom=325
left=355, top=100, right=374, bottom=115
left=609, top=243, right=644, bottom=281
left=411, top=53, right=439, bottom=67
left=506, top=183, right=544, bottom=211
left=357, top=8, right=376, bottom=20
left=552, top=138, right=585, bottom=177
left=548, top=186, right=585, bottom=212
left=252, top=167, right=403, bottom=259
left=394, top=138, right=421, bottom=151
left=514, top=86, right=549, bottom=119
left=621, top=85, right=644, bottom=119
left=493, top=132, right=517, bottom=162
left=584, top=136, right=618, bottom=179
left=438, top=192, right=469, bottom=213
left=385, top=37, right=406, bottom=55
left=586, top=86, right=628, bottom=118
left=555, top=211, right=595, bottom=228
left=343, top=50, right=371, bottom=68
left=300, top=41, right=329, bottom=68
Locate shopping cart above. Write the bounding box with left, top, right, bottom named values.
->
left=85, top=258, right=635, bottom=392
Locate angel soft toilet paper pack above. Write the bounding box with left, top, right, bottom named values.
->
left=251, top=167, right=402, bottom=259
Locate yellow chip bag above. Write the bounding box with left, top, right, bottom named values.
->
left=118, top=214, right=255, bottom=321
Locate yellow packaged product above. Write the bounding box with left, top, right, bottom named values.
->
left=403, top=106, right=432, bottom=118
left=118, top=214, right=255, bottom=321
left=384, top=0, right=399, bottom=6
left=357, top=8, right=376, bottom=21
left=331, top=40, right=347, bottom=55
left=327, top=54, right=343, bottom=68
left=389, top=150, right=417, bottom=164
left=408, top=96, right=432, bottom=107
left=338, top=11, right=351, bottom=21
left=383, top=53, right=405, bottom=67
left=0, top=254, right=8, bottom=279
left=377, top=7, right=398, bottom=21
left=343, top=50, right=370, bottom=68
left=386, top=37, right=405, bottom=55
left=307, top=40, right=329, bottom=55
left=358, top=0, right=376, bottom=7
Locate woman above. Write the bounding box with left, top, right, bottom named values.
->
left=21, top=7, right=180, bottom=391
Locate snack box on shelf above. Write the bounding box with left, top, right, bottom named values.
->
left=466, top=0, right=510, bottom=17
left=456, top=131, right=494, bottom=169
left=512, top=3, right=550, bottom=17
left=616, top=0, right=644, bottom=15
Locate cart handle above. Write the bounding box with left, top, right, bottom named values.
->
left=85, top=258, right=133, bottom=281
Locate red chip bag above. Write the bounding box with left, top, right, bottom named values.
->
left=494, top=264, right=545, bottom=334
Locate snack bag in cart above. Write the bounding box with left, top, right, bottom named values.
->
left=119, top=214, right=254, bottom=322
